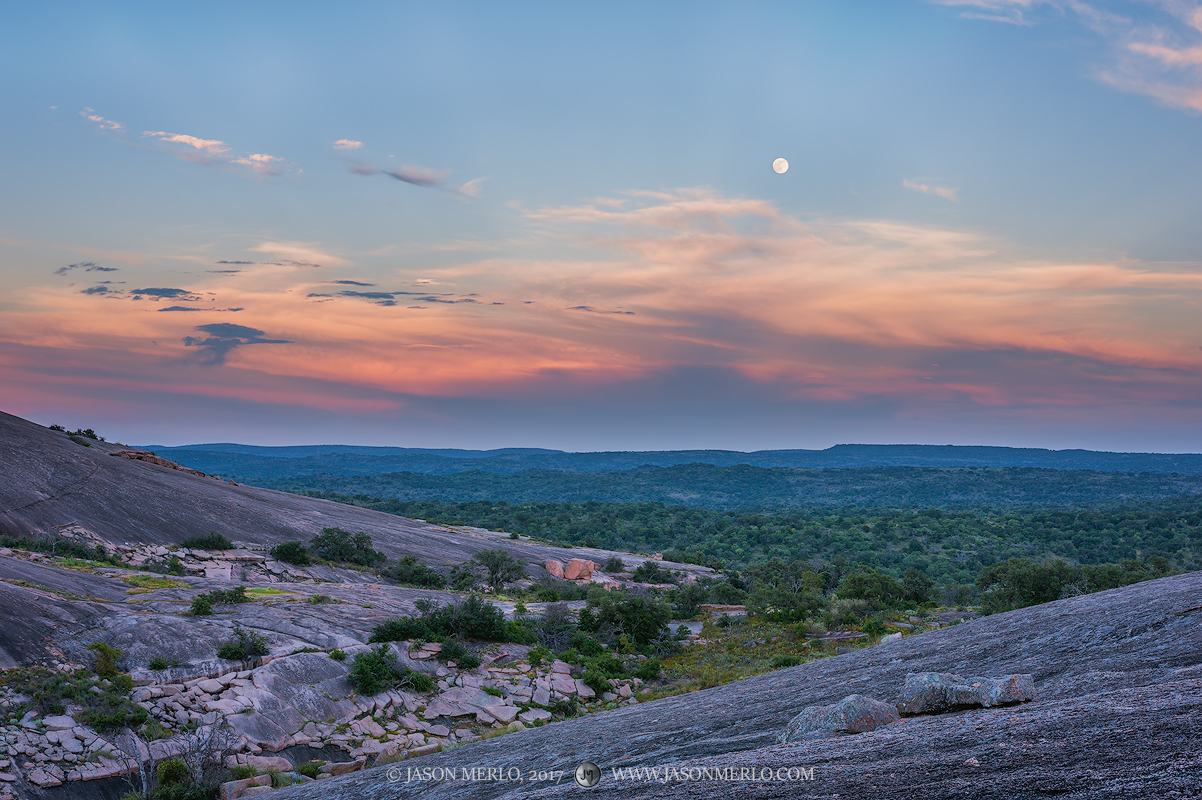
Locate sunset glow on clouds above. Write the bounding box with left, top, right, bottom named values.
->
left=2, top=1, right=1201, bottom=449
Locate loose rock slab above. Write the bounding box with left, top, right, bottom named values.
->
left=896, top=671, right=1035, bottom=715
left=777, top=693, right=900, bottom=742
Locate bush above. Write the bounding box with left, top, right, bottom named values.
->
left=370, top=595, right=513, bottom=644
left=157, top=758, right=190, bottom=787
left=527, top=646, right=551, bottom=668
left=181, top=532, right=233, bottom=551
left=387, top=555, right=445, bottom=588
left=836, top=569, right=905, bottom=610
left=164, top=555, right=186, bottom=576
left=634, top=658, right=663, bottom=681
left=308, top=594, right=335, bottom=604
left=591, top=592, right=672, bottom=646
left=310, top=527, right=386, bottom=567
left=348, top=646, right=434, bottom=695
left=862, top=618, right=887, bottom=637
left=470, top=549, right=526, bottom=591
left=770, top=655, right=802, bottom=670
left=631, top=561, right=676, bottom=584
left=148, top=656, right=170, bottom=671
left=271, top=541, right=311, bottom=566
left=437, top=638, right=481, bottom=669
left=217, top=627, right=269, bottom=660
left=296, top=762, right=321, bottom=779
left=190, top=595, right=213, bottom=616
left=603, top=557, right=626, bottom=573
left=87, top=642, right=122, bottom=678
left=329, top=649, right=347, bottom=661
left=581, top=670, right=610, bottom=697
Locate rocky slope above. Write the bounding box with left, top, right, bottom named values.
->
left=0, top=411, right=708, bottom=577
left=272, top=571, right=1202, bottom=800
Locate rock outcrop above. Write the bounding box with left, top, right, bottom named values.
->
left=776, top=694, right=899, bottom=742
left=270, top=571, right=1202, bottom=800
left=543, top=560, right=564, bottom=578
left=563, top=559, right=595, bottom=581
left=896, top=671, right=1036, bottom=715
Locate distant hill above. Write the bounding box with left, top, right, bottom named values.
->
left=250, top=464, right=1202, bottom=510
left=143, top=442, right=1202, bottom=478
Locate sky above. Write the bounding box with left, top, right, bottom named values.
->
left=1, top=0, right=1201, bottom=451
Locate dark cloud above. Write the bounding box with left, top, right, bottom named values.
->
left=348, top=162, right=449, bottom=188
left=421, top=296, right=478, bottom=304
left=208, top=270, right=242, bottom=274
left=382, top=166, right=446, bottom=187
left=216, top=260, right=255, bottom=265
left=182, top=322, right=291, bottom=365
left=568, top=306, right=635, bottom=315
left=80, top=285, right=114, bottom=295
left=157, top=306, right=203, bottom=312
left=56, top=261, right=117, bottom=275
left=332, top=280, right=375, bottom=286
left=132, top=287, right=196, bottom=298
left=339, top=291, right=399, bottom=300
left=307, top=293, right=332, bottom=298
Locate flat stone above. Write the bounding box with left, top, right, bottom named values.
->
left=518, top=708, right=553, bottom=724
left=897, top=672, right=1036, bottom=716
left=778, top=694, right=900, bottom=742
left=484, top=705, right=519, bottom=723
left=42, top=716, right=75, bottom=731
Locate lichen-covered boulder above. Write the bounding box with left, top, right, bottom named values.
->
left=897, top=671, right=1035, bottom=715
left=777, top=693, right=900, bottom=742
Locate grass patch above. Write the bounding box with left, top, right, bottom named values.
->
left=121, top=574, right=188, bottom=594
left=246, top=587, right=293, bottom=597
left=654, top=619, right=815, bottom=695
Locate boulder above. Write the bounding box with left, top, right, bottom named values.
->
left=564, top=559, right=595, bottom=581
left=219, top=774, right=270, bottom=800
left=777, top=694, right=900, bottom=743
left=543, top=560, right=564, bottom=578
left=896, top=672, right=1036, bottom=716
left=42, top=715, right=75, bottom=731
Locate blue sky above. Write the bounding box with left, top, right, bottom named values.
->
left=2, top=1, right=1201, bottom=450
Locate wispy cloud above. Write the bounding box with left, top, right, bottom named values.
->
left=938, top=1, right=1202, bottom=113
left=79, top=108, right=123, bottom=131
left=55, top=261, right=118, bottom=276
left=568, top=306, right=636, bottom=315
left=333, top=139, right=363, bottom=150
left=903, top=178, right=959, bottom=201
left=143, top=131, right=228, bottom=155
left=459, top=177, right=487, bottom=198
left=247, top=241, right=350, bottom=268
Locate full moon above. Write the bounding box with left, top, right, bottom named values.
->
left=772, top=157, right=789, bottom=174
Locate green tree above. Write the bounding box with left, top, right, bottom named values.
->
left=470, top=549, right=526, bottom=591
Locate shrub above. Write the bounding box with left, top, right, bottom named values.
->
left=308, top=594, right=335, bottom=604
left=527, top=646, right=551, bottom=668
left=591, top=592, right=672, bottom=646
left=271, top=541, right=311, bottom=566
left=310, top=527, right=386, bottom=567
left=387, top=555, right=445, bottom=588
left=148, top=656, right=170, bottom=671
left=482, top=685, right=503, bottom=698
left=329, top=649, right=347, bottom=661
left=371, top=595, right=513, bottom=643
left=632, top=561, right=676, bottom=584
left=217, top=627, right=269, bottom=660
left=87, top=642, right=122, bottom=678
left=181, top=532, right=234, bottom=551
left=164, top=555, right=186, bottom=576
left=69, top=427, right=104, bottom=441
left=603, top=557, right=626, bottom=573
left=348, top=645, right=434, bottom=695
left=836, top=569, right=906, bottom=610
left=296, top=762, right=321, bottom=779
left=634, top=658, right=663, bottom=680
left=190, top=595, right=213, bottom=616
left=157, top=758, right=190, bottom=787
left=770, top=655, right=802, bottom=670
left=470, top=549, right=527, bottom=591
left=581, top=670, right=610, bottom=697
left=861, top=618, right=888, bottom=637
left=227, top=765, right=257, bottom=780
left=437, top=638, right=481, bottom=669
